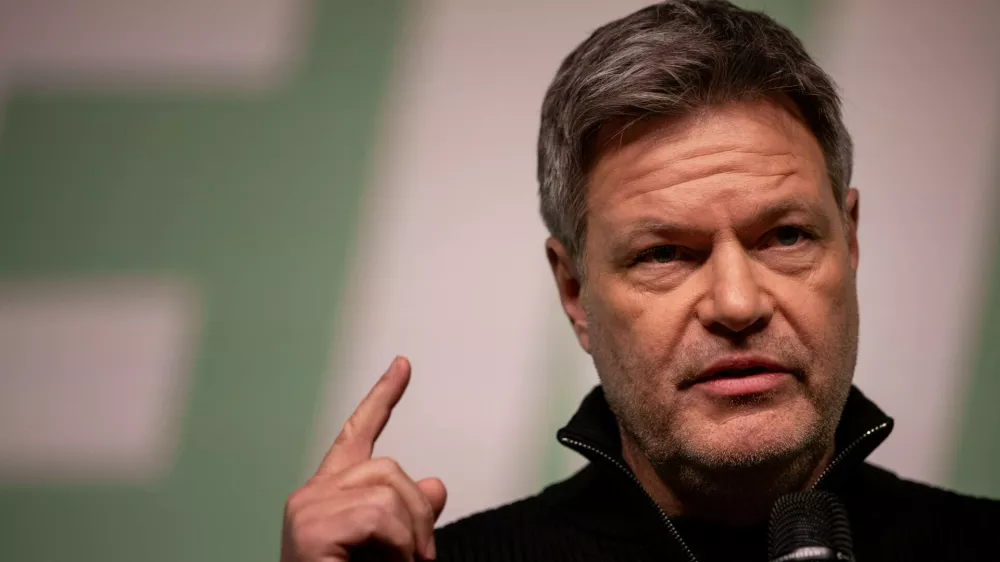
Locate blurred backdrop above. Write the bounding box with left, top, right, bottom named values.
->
left=1, top=0, right=999, bottom=560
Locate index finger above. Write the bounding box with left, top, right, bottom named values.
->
left=315, top=356, right=412, bottom=476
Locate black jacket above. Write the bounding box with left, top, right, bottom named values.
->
left=435, top=386, right=1000, bottom=561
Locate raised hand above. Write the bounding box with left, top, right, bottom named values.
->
left=280, top=357, right=447, bottom=562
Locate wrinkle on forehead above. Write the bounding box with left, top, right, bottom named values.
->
left=608, top=146, right=800, bottom=206
left=587, top=98, right=825, bottom=210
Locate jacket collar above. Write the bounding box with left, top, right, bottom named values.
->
left=557, top=384, right=894, bottom=492
left=548, top=385, right=893, bottom=560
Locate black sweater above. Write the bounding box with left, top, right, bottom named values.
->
left=435, top=387, right=1000, bottom=561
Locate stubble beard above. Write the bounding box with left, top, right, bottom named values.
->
left=589, top=310, right=858, bottom=521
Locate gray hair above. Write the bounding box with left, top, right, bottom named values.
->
left=538, top=0, right=853, bottom=262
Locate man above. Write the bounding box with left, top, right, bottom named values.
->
left=280, top=1, right=1000, bottom=561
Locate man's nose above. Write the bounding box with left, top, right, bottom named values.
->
left=696, top=243, right=773, bottom=335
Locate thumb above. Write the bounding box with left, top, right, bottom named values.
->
left=417, top=477, right=448, bottom=520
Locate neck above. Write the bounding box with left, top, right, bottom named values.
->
left=620, top=429, right=835, bottom=526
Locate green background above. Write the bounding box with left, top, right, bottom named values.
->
left=0, top=2, right=405, bottom=560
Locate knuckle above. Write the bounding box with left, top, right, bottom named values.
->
left=369, top=485, right=401, bottom=512
left=364, top=505, right=414, bottom=551
left=398, top=529, right=415, bottom=552
left=284, top=488, right=309, bottom=516
left=414, top=497, right=434, bottom=521
left=336, top=417, right=360, bottom=445
left=355, top=504, right=388, bottom=534
left=371, top=456, right=402, bottom=475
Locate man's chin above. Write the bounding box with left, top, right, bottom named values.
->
left=674, top=406, right=819, bottom=470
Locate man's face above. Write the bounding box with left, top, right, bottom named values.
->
left=549, top=98, right=860, bottom=473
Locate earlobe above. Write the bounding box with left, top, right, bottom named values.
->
left=846, top=188, right=860, bottom=272
left=545, top=237, right=591, bottom=353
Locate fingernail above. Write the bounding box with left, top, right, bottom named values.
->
left=426, top=538, right=437, bottom=560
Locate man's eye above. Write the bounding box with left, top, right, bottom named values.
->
left=766, top=226, right=810, bottom=248
left=637, top=245, right=679, bottom=264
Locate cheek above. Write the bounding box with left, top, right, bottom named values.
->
left=586, top=278, right=693, bottom=363
left=775, top=253, right=857, bottom=354
left=584, top=282, right=641, bottom=347
left=812, top=249, right=857, bottom=317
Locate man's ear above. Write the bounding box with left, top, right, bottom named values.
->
left=846, top=188, right=860, bottom=272
left=545, top=237, right=591, bottom=353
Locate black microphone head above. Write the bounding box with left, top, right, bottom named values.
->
left=768, top=490, right=854, bottom=561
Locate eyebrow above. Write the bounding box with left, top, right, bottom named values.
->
left=610, top=199, right=832, bottom=251
left=744, top=199, right=832, bottom=233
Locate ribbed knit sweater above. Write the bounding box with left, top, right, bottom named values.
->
left=434, top=387, right=1000, bottom=561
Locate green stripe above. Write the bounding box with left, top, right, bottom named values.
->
left=952, top=112, right=1000, bottom=499
left=737, top=0, right=820, bottom=42
left=0, top=2, right=405, bottom=561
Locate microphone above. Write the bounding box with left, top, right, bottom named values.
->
left=767, top=490, right=855, bottom=562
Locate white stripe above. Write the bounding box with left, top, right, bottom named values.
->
left=314, top=0, right=649, bottom=524
left=0, top=278, right=199, bottom=483
left=0, top=0, right=310, bottom=91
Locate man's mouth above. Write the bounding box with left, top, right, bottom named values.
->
left=685, top=355, right=796, bottom=397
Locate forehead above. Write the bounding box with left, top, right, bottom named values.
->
left=586, top=98, right=832, bottom=230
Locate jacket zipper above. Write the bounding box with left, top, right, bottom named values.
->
left=811, top=421, right=891, bottom=489
left=558, top=436, right=700, bottom=562
left=560, top=420, right=890, bottom=562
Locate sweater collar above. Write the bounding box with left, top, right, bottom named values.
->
left=550, top=385, right=893, bottom=560
left=557, top=384, right=894, bottom=491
